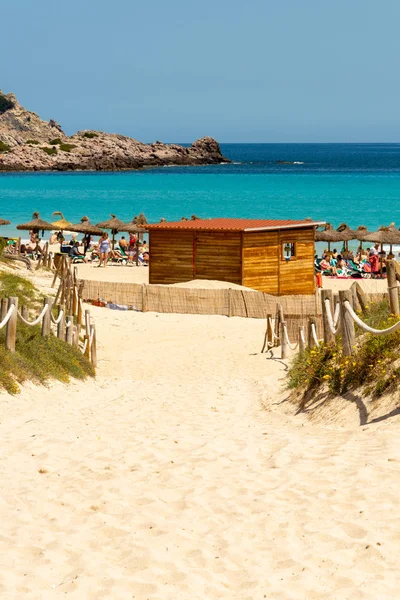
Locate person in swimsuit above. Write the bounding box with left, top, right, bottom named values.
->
left=99, top=232, right=110, bottom=267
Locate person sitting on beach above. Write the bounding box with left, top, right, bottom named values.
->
left=139, top=239, right=149, bottom=254
left=319, top=257, right=336, bottom=275
left=335, top=255, right=350, bottom=276
left=49, top=232, right=58, bottom=245
left=70, top=241, right=88, bottom=262
left=119, top=236, right=128, bottom=251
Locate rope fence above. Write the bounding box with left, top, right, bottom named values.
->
left=0, top=255, right=97, bottom=366
left=263, top=260, right=400, bottom=359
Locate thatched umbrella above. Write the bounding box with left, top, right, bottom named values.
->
left=363, top=223, right=400, bottom=273
left=130, top=213, right=148, bottom=227
left=96, top=214, right=129, bottom=248
left=70, top=216, right=103, bottom=236
left=315, top=223, right=337, bottom=250
left=52, top=211, right=72, bottom=231
left=17, top=212, right=54, bottom=234
left=352, top=225, right=368, bottom=241
left=0, top=218, right=10, bottom=226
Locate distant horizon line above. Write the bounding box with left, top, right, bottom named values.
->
left=174, top=141, right=400, bottom=146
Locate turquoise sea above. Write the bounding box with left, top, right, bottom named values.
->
left=0, top=143, right=400, bottom=238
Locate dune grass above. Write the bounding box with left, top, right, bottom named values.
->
left=287, top=299, right=400, bottom=400
left=0, top=271, right=95, bottom=394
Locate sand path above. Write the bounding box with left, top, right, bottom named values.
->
left=1, top=307, right=400, bottom=598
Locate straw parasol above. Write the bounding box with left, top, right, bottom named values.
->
left=70, top=216, right=103, bottom=236
left=352, top=225, right=369, bottom=241
left=96, top=214, right=129, bottom=247
left=17, top=212, right=54, bottom=233
left=52, top=211, right=72, bottom=231
left=315, top=223, right=337, bottom=250
left=363, top=223, right=400, bottom=274
left=0, top=218, right=10, bottom=226
left=363, top=223, right=400, bottom=251
left=133, top=213, right=148, bottom=227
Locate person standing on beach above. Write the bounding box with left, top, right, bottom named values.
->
left=99, top=232, right=111, bottom=267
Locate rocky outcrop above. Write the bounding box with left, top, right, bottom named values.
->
left=0, top=90, right=229, bottom=172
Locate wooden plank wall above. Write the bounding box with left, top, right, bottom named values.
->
left=242, top=228, right=315, bottom=295
left=278, top=228, right=315, bottom=295
left=195, top=232, right=242, bottom=284
left=242, top=231, right=279, bottom=293
left=149, top=230, right=194, bottom=284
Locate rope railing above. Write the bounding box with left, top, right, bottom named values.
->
left=1, top=285, right=97, bottom=367
left=283, top=322, right=299, bottom=350
left=17, top=303, right=49, bottom=326
left=344, top=301, right=400, bottom=336
left=50, top=309, right=64, bottom=325
left=325, top=299, right=340, bottom=335
left=0, top=304, right=15, bottom=329
left=311, top=322, right=320, bottom=347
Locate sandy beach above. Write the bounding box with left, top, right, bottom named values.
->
left=1, top=268, right=399, bottom=599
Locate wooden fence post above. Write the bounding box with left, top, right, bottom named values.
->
left=65, top=315, right=73, bottom=345
left=261, top=313, right=272, bottom=353
left=299, top=326, right=305, bottom=354
left=308, top=317, right=316, bottom=349
left=57, top=305, right=65, bottom=340
left=275, top=303, right=284, bottom=346
left=77, top=281, right=84, bottom=326
left=339, top=289, right=355, bottom=356
left=72, top=284, right=78, bottom=317
left=281, top=321, right=289, bottom=359
left=90, top=324, right=97, bottom=368
left=85, top=309, right=91, bottom=334
left=21, top=306, right=29, bottom=320
left=142, top=283, right=147, bottom=312
left=387, top=260, right=399, bottom=316
left=321, top=289, right=334, bottom=344
left=41, top=297, right=53, bottom=337
left=1, top=297, right=8, bottom=321
left=6, top=297, right=18, bottom=353
left=353, top=282, right=368, bottom=313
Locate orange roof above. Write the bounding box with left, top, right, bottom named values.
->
left=147, top=218, right=324, bottom=232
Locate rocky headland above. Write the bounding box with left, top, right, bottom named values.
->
left=0, top=90, right=229, bottom=172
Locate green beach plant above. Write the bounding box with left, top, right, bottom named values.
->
left=287, top=299, right=400, bottom=400
left=0, top=272, right=95, bottom=394
left=26, top=139, right=40, bottom=145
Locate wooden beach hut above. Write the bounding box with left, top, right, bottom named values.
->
left=146, top=218, right=324, bottom=295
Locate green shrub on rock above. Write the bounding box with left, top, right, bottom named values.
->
left=59, top=143, right=76, bottom=152
left=0, top=95, right=14, bottom=115
left=0, top=141, right=11, bottom=153
left=41, top=147, right=58, bottom=156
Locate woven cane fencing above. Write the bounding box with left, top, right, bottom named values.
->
left=81, top=279, right=319, bottom=324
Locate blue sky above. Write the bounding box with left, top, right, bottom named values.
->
left=2, top=0, right=399, bottom=142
